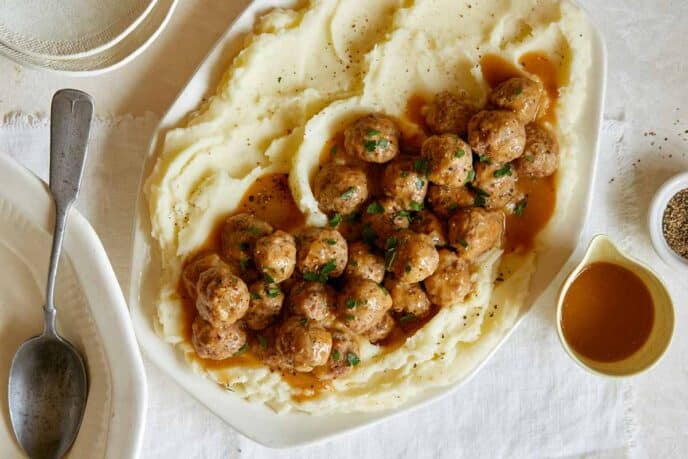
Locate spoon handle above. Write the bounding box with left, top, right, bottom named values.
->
left=44, top=89, right=94, bottom=334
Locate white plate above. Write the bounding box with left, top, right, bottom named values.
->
left=0, top=0, right=177, bottom=76
left=0, top=154, right=146, bottom=458
left=0, top=0, right=157, bottom=60
left=129, top=0, right=607, bottom=448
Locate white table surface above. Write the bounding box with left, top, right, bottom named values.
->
left=1, top=0, right=687, bottom=457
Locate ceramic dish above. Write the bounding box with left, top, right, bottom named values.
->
left=648, top=171, right=688, bottom=270
left=129, top=0, right=607, bottom=448
left=0, top=0, right=177, bottom=76
left=0, top=153, right=146, bottom=458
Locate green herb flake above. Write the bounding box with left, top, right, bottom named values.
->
left=474, top=194, right=487, bottom=207
left=377, top=138, right=389, bottom=149
left=364, top=140, right=378, bottom=152
left=513, top=86, right=523, bottom=95
left=478, top=154, right=491, bottom=163
left=493, top=164, right=512, bottom=178
left=257, top=334, right=268, bottom=349
left=404, top=263, right=412, bottom=273
left=378, top=284, right=389, bottom=295
left=366, top=202, right=384, bottom=214
left=234, top=343, right=248, bottom=356
left=414, top=158, right=430, bottom=175
left=455, top=148, right=465, bottom=158
left=299, top=317, right=309, bottom=327
left=362, top=224, right=377, bottom=244
left=385, top=237, right=399, bottom=250
left=394, top=210, right=411, bottom=220
left=415, top=178, right=425, bottom=190
left=263, top=273, right=275, bottom=284
left=328, top=213, right=342, bottom=227
left=340, top=186, right=357, bottom=200
left=345, top=314, right=355, bottom=321
left=266, top=287, right=282, bottom=298
left=400, top=171, right=410, bottom=178
left=399, top=313, right=417, bottom=323
left=346, top=352, right=361, bottom=366
left=239, top=258, right=249, bottom=271
left=247, top=226, right=264, bottom=236
left=514, top=198, right=528, bottom=217
left=332, top=350, right=341, bottom=361
left=250, top=291, right=262, bottom=300
left=277, top=76, right=282, bottom=83
left=302, top=272, right=320, bottom=282
left=384, top=249, right=397, bottom=271
left=456, top=238, right=469, bottom=249
left=324, top=238, right=338, bottom=245
left=345, top=298, right=358, bottom=309
left=367, top=129, right=381, bottom=137
left=409, top=201, right=423, bottom=211
left=465, top=169, right=476, bottom=183
left=320, top=260, right=337, bottom=276
left=330, top=145, right=338, bottom=155
left=525, top=155, right=535, bottom=162
left=448, top=202, right=459, bottom=212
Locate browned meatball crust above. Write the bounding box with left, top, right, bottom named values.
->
left=313, top=163, right=369, bottom=215
left=389, top=230, right=439, bottom=283
left=410, top=210, right=447, bottom=246
left=295, top=227, right=348, bottom=279
left=426, top=184, right=475, bottom=218
left=467, top=110, right=526, bottom=164
left=245, top=281, right=284, bottom=330
left=385, top=277, right=432, bottom=318
left=514, top=123, right=560, bottom=178
left=424, top=250, right=472, bottom=307
left=312, top=330, right=360, bottom=380
left=191, top=316, right=247, bottom=360
left=275, top=316, right=333, bottom=372
left=423, top=91, right=477, bottom=136
left=366, top=313, right=395, bottom=343
left=254, top=230, right=296, bottom=283
left=488, top=77, right=546, bottom=124
left=448, top=208, right=505, bottom=262
left=344, top=114, right=400, bottom=163
left=220, top=213, right=273, bottom=278
left=421, top=134, right=474, bottom=188
left=473, top=161, right=519, bottom=210
left=381, top=157, right=428, bottom=208
left=181, top=253, right=226, bottom=300
left=337, top=279, right=393, bottom=334
left=195, top=266, right=249, bottom=325
left=288, top=280, right=336, bottom=323
left=345, top=241, right=385, bottom=283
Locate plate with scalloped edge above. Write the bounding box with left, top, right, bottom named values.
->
left=129, top=0, right=606, bottom=448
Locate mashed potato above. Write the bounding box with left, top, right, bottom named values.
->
left=146, top=0, right=592, bottom=413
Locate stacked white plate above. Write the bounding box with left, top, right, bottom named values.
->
left=0, top=0, right=178, bottom=75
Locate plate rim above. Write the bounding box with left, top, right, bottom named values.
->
left=128, top=0, right=608, bottom=448
left=0, top=153, right=148, bottom=459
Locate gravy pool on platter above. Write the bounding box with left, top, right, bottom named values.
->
left=177, top=54, right=560, bottom=399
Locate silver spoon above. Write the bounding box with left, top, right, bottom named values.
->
left=8, top=89, right=93, bottom=459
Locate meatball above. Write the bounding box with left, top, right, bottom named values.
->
left=337, top=279, right=393, bottom=334
left=254, top=230, right=296, bottom=283
left=473, top=161, right=519, bottom=209
left=345, top=241, right=385, bottom=283
left=288, top=280, right=336, bottom=323
left=344, top=114, right=400, bottom=163
left=245, top=280, right=284, bottom=330
left=423, top=91, right=477, bottom=136
left=514, top=123, right=560, bottom=178
left=313, top=163, right=368, bottom=215
left=275, top=316, right=333, bottom=372
left=366, top=313, right=395, bottom=343
left=467, top=110, right=526, bottom=164
left=220, top=213, right=273, bottom=276
left=361, top=197, right=410, bottom=248
left=295, top=227, right=347, bottom=279
left=424, top=250, right=472, bottom=307
left=181, top=253, right=226, bottom=300
left=389, top=231, right=439, bottom=283
left=381, top=157, right=429, bottom=207
left=312, top=330, right=360, bottom=380
left=448, top=208, right=505, bottom=262
left=421, top=134, right=474, bottom=188
left=195, top=266, right=249, bottom=325
left=410, top=210, right=447, bottom=246
left=385, top=277, right=431, bottom=318
left=191, top=316, right=247, bottom=360
left=426, top=184, right=474, bottom=218
left=488, top=77, right=547, bottom=124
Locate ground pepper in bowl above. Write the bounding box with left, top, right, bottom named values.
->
left=662, top=188, right=688, bottom=259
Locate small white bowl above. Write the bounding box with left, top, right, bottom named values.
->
left=648, top=172, right=688, bottom=270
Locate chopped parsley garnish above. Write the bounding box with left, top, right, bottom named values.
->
left=367, top=128, right=381, bottom=137
left=378, top=284, right=389, bottom=295
left=525, top=155, right=535, bottom=162
left=399, top=313, right=417, bottom=323
left=239, top=258, right=249, bottom=271
left=394, top=210, right=412, bottom=220
left=377, top=138, right=389, bottom=149
left=263, top=273, right=275, bottom=284
left=384, top=249, right=397, bottom=271
left=362, top=224, right=377, bottom=244
left=330, top=145, right=338, bottom=155
left=385, top=237, right=399, bottom=250
left=345, top=314, right=355, bottom=321
left=246, top=226, right=263, bottom=236
left=456, top=238, right=469, bottom=249
left=299, top=317, right=309, bottom=327
left=366, top=202, right=384, bottom=214
left=471, top=185, right=490, bottom=207
left=513, top=86, right=523, bottom=95
left=332, top=350, right=341, bottom=361
left=409, top=201, right=423, bottom=211
left=234, top=343, right=248, bottom=356
left=250, top=291, right=262, bottom=300
left=514, top=197, right=528, bottom=217
left=340, top=186, right=357, bottom=200
left=277, top=76, right=282, bottom=83
left=455, top=148, right=465, bottom=158
left=493, top=164, right=512, bottom=178
left=364, top=140, right=378, bottom=152
left=328, top=213, right=342, bottom=227
left=477, top=154, right=491, bottom=163
left=400, top=171, right=410, bottom=178
left=404, top=263, right=411, bottom=273
left=448, top=202, right=459, bottom=212
left=414, top=157, right=430, bottom=175
left=415, top=177, right=425, bottom=190
left=465, top=169, right=476, bottom=183
left=257, top=334, right=268, bottom=349
left=266, top=286, right=281, bottom=298
left=346, top=352, right=361, bottom=366
left=303, top=259, right=338, bottom=283
left=324, top=238, right=337, bottom=245
left=345, top=298, right=359, bottom=309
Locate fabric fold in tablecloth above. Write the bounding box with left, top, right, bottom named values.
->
left=0, top=114, right=636, bottom=458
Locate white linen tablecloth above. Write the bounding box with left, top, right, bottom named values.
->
left=0, top=0, right=687, bottom=457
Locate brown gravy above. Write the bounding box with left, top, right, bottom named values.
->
left=561, top=262, right=655, bottom=363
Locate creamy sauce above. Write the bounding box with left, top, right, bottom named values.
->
left=561, top=262, right=655, bottom=362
